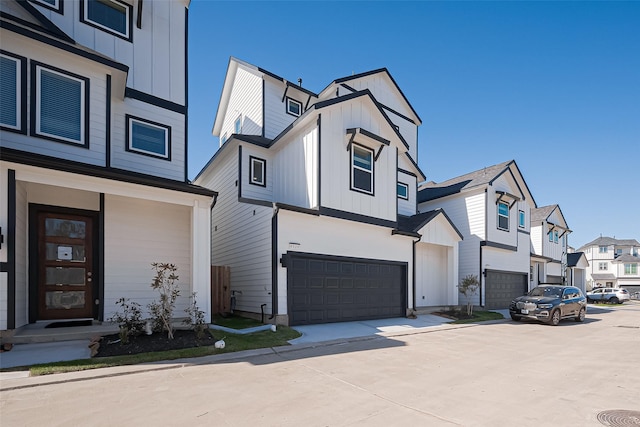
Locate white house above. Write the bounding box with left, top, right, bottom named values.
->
left=0, top=0, right=215, bottom=333
left=567, top=252, right=589, bottom=293
left=530, top=204, right=571, bottom=286
left=417, top=160, right=536, bottom=309
left=578, top=237, right=640, bottom=293
left=195, top=58, right=462, bottom=325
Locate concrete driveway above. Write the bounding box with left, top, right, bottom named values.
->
left=1, top=302, right=638, bottom=426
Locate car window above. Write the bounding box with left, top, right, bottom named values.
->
left=530, top=287, right=562, bottom=297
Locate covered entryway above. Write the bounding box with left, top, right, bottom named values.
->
left=485, top=270, right=527, bottom=309
left=287, top=253, right=406, bottom=325
left=415, top=243, right=452, bottom=307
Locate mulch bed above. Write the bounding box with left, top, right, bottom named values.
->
left=432, top=310, right=474, bottom=321
left=94, top=329, right=217, bottom=358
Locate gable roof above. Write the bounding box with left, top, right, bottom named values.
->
left=417, top=160, right=536, bottom=206
left=2, top=0, right=73, bottom=43
left=612, top=254, right=640, bottom=264
left=396, top=209, right=463, bottom=240
left=531, top=205, right=557, bottom=222
left=578, top=236, right=640, bottom=251
left=567, top=252, right=587, bottom=268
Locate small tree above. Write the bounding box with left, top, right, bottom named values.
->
left=184, top=292, right=208, bottom=340
left=148, top=262, right=180, bottom=339
left=458, top=274, right=480, bottom=317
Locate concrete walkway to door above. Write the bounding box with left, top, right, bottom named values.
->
left=289, top=314, right=455, bottom=344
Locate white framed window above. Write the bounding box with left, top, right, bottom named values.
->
left=397, top=182, right=409, bottom=200
left=351, top=144, right=374, bottom=195
left=0, top=52, right=24, bottom=132
left=497, top=201, right=509, bottom=231
left=518, top=210, right=525, bottom=228
left=286, top=97, right=302, bottom=117
left=234, top=116, right=241, bottom=134
left=599, top=246, right=608, bottom=253
left=30, top=0, right=63, bottom=13
left=554, top=230, right=559, bottom=243
left=32, top=63, right=88, bottom=146
left=126, top=115, right=170, bottom=159
left=81, top=0, right=132, bottom=41
left=220, top=133, right=228, bottom=145
left=598, top=262, right=607, bottom=271
left=624, top=263, right=638, bottom=275
left=549, top=232, right=553, bottom=242
left=249, top=156, right=266, bottom=187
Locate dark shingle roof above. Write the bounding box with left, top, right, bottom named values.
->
left=567, top=252, right=585, bottom=267
left=396, top=209, right=463, bottom=240
left=612, top=254, right=640, bottom=263
left=590, top=274, right=616, bottom=281
left=578, top=237, right=640, bottom=251
left=531, top=205, right=557, bottom=222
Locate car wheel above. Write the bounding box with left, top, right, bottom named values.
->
left=510, top=314, right=521, bottom=321
left=610, top=297, right=619, bottom=304
left=575, top=307, right=586, bottom=322
left=548, top=309, right=561, bottom=326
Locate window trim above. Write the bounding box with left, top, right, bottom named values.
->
left=497, top=201, right=509, bottom=231
left=624, top=263, right=638, bottom=275
left=125, top=114, right=171, bottom=160
left=518, top=210, right=525, bottom=228
left=249, top=156, right=266, bottom=187
left=0, top=51, right=27, bottom=134
left=234, top=116, right=242, bottom=134
left=397, top=182, right=409, bottom=200
left=286, top=97, right=302, bottom=117
left=549, top=232, right=553, bottom=242
left=599, top=246, right=608, bottom=253
left=29, top=0, right=64, bottom=14
left=30, top=61, right=89, bottom=147
left=598, top=262, right=607, bottom=271
left=80, top=0, right=133, bottom=42
left=350, top=143, right=374, bottom=196
left=554, top=230, right=559, bottom=244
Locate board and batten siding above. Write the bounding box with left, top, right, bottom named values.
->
left=397, top=170, right=416, bottom=216
left=103, top=194, right=192, bottom=320
left=263, top=79, right=302, bottom=140
left=531, top=225, right=543, bottom=255
left=196, top=147, right=273, bottom=315
left=273, top=124, right=318, bottom=208
left=320, top=101, right=396, bottom=222
left=220, top=67, right=263, bottom=142
left=34, top=0, right=187, bottom=104
left=241, top=145, right=273, bottom=202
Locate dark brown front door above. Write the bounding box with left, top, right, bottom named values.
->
left=38, top=212, right=94, bottom=319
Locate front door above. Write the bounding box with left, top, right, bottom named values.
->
left=38, top=212, right=94, bottom=319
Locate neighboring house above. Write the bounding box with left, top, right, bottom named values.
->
left=195, top=57, right=462, bottom=325
left=578, top=237, right=640, bottom=293
left=530, top=204, right=571, bottom=286
left=566, top=252, right=589, bottom=293
left=417, top=160, right=536, bottom=309
left=0, top=0, right=215, bottom=333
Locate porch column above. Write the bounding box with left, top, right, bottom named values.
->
left=191, top=199, right=211, bottom=322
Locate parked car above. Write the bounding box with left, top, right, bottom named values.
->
left=509, top=285, right=587, bottom=326
left=586, top=288, right=630, bottom=304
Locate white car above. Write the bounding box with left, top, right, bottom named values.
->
left=586, top=288, right=630, bottom=304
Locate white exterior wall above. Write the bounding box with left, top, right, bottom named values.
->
left=195, top=147, right=273, bottom=315
left=34, top=0, right=188, bottom=104
left=263, top=79, right=304, bottom=140
left=276, top=210, right=413, bottom=319
left=220, top=66, right=263, bottom=143
left=103, top=195, right=192, bottom=320
left=273, top=125, right=318, bottom=208
left=397, top=170, right=416, bottom=216
left=240, top=144, right=273, bottom=202
left=531, top=225, right=543, bottom=255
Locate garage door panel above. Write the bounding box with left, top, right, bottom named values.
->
left=485, top=271, right=527, bottom=309
left=288, top=254, right=406, bottom=325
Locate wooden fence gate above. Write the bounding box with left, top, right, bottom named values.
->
left=211, top=266, right=231, bottom=317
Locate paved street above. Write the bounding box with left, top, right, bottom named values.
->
left=1, top=303, right=639, bottom=426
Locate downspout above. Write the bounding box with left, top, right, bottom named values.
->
left=269, top=205, right=279, bottom=320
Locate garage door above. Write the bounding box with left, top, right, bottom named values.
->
left=287, top=254, right=406, bottom=325
left=485, top=270, right=528, bottom=309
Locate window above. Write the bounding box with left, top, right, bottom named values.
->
left=234, top=116, right=241, bottom=134
left=126, top=115, right=170, bottom=159
left=286, top=97, right=302, bottom=117
left=554, top=230, right=559, bottom=244
left=599, top=246, right=608, bottom=253
left=518, top=210, right=525, bottom=228
left=598, top=262, right=608, bottom=271
left=81, top=0, right=132, bottom=41
left=351, top=144, right=374, bottom=195
left=0, top=52, right=24, bottom=132
left=249, top=156, right=266, bottom=187
left=30, top=0, right=63, bottom=13
left=615, top=249, right=622, bottom=256
left=549, top=232, right=553, bottom=242
left=32, top=63, right=88, bottom=146
left=221, top=133, right=228, bottom=145
left=624, top=263, right=638, bottom=275
left=397, top=182, right=409, bottom=200
left=497, top=202, right=509, bottom=231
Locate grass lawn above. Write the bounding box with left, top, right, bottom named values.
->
left=212, top=314, right=265, bottom=329
left=443, top=310, right=505, bottom=324
left=4, top=326, right=301, bottom=377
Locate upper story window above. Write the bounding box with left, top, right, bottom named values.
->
left=30, top=0, right=63, bottom=13
left=351, top=144, right=374, bottom=195
left=518, top=210, right=525, bottom=228
left=234, top=116, right=241, bottom=134
left=624, top=263, right=638, bottom=275
left=126, top=115, right=171, bottom=160
left=599, top=246, right=608, bottom=253
left=32, top=62, right=88, bottom=146
left=615, top=248, right=622, bottom=256
left=221, top=133, right=228, bottom=145
left=0, top=52, right=24, bottom=132
left=554, top=230, right=559, bottom=243
left=249, top=156, right=266, bottom=187
left=81, top=0, right=132, bottom=41
left=598, top=262, right=607, bottom=271
left=497, top=202, right=509, bottom=231
left=286, top=97, right=302, bottom=117
left=397, top=182, right=408, bottom=200
left=549, top=232, right=553, bottom=242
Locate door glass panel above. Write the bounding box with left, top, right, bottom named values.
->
left=45, top=218, right=86, bottom=238
left=45, top=243, right=86, bottom=262
left=45, top=291, right=85, bottom=309
left=46, top=267, right=85, bottom=286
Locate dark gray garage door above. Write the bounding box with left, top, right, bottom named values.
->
left=287, top=254, right=406, bottom=325
left=485, top=270, right=528, bottom=309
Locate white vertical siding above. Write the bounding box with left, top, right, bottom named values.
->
left=531, top=225, right=543, bottom=255
left=415, top=244, right=449, bottom=307
left=264, top=79, right=302, bottom=139
left=273, top=125, right=318, bottom=208
left=220, top=67, right=263, bottom=142
left=195, top=148, right=273, bottom=315
left=14, top=181, right=28, bottom=328
left=241, top=145, right=274, bottom=202
left=397, top=170, right=416, bottom=216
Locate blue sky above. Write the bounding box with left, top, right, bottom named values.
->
left=187, top=1, right=640, bottom=248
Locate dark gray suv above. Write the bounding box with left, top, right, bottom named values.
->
left=509, top=285, right=587, bottom=326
